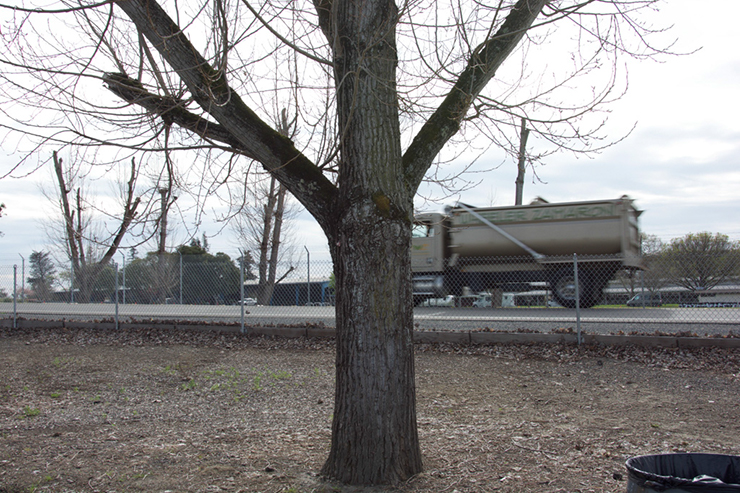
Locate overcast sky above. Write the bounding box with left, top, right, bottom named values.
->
left=1, top=0, right=739, bottom=266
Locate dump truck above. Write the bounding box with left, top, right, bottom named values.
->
left=411, top=196, right=644, bottom=308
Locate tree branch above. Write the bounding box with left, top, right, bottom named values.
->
left=112, top=0, right=338, bottom=225
left=402, top=0, right=547, bottom=191
left=103, top=72, right=250, bottom=155
left=100, top=156, right=141, bottom=265
left=53, top=151, right=81, bottom=272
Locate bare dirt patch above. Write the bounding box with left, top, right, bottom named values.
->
left=1, top=326, right=739, bottom=492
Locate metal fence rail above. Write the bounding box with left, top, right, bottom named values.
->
left=1, top=253, right=738, bottom=335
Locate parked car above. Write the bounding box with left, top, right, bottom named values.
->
left=473, top=294, right=492, bottom=308
left=626, top=293, right=662, bottom=307
left=420, top=295, right=456, bottom=307
left=237, top=297, right=258, bottom=306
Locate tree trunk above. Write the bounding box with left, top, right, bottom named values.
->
left=256, top=177, right=277, bottom=305
left=319, top=0, right=422, bottom=484
left=323, top=210, right=421, bottom=484
left=260, top=181, right=287, bottom=305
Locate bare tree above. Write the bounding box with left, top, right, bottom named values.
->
left=0, top=0, right=673, bottom=484
left=514, top=118, right=530, bottom=205
left=233, top=110, right=300, bottom=305
left=232, top=171, right=298, bottom=304
left=51, top=151, right=142, bottom=302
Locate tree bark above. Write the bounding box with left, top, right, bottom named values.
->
left=318, top=0, right=422, bottom=483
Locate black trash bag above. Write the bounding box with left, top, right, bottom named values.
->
left=626, top=454, right=740, bottom=493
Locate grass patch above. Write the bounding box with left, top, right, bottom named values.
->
left=20, top=406, right=40, bottom=419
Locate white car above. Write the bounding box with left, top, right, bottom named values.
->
left=420, top=295, right=456, bottom=307
left=237, top=297, right=258, bottom=306
left=473, top=295, right=492, bottom=308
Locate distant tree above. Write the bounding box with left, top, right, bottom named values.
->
left=123, top=252, right=178, bottom=304
left=0, top=202, right=5, bottom=237
left=28, top=250, right=56, bottom=301
left=49, top=151, right=143, bottom=302
left=641, top=235, right=671, bottom=294
left=663, top=232, right=740, bottom=291
left=232, top=171, right=298, bottom=305
left=177, top=240, right=244, bottom=304
left=0, top=287, right=9, bottom=300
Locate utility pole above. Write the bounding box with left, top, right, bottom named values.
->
left=515, top=117, right=530, bottom=205
left=158, top=188, right=168, bottom=254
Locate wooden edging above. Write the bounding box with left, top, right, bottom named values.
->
left=2, top=318, right=740, bottom=349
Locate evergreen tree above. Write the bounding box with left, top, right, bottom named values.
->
left=28, top=250, right=56, bottom=301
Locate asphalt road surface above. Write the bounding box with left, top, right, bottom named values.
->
left=2, top=302, right=738, bottom=336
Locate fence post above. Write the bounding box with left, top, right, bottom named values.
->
left=19, top=254, right=24, bottom=303
left=239, top=252, right=245, bottom=334
left=573, top=253, right=582, bottom=345
left=70, top=258, right=75, bottom=303
left=13, top=264, right=17, bottom=329
left=179, top=252, right=183, bottom=305
left=114, top=262, right=119, bottom=330
left=121, top=252, right=126, bottom=305
left=304, top=246, right=310, bottom=306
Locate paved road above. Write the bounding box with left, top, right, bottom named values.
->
left=2, top=302, right=738, bottom=336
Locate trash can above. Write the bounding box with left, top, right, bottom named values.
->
left=626, top=453, right=740, bottom=493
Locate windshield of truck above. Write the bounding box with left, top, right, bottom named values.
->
left=412, top=223, right=431, bottom=238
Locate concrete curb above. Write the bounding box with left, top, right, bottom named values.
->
left=3, top=318, right=740, bottom=349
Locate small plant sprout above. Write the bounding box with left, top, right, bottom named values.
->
left=21, top=406, right=40, bottom=418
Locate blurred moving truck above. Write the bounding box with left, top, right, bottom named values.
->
left=411, top=196, right=644, bottom=308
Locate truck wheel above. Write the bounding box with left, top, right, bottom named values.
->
left=549, top=269, right=598, bottom=309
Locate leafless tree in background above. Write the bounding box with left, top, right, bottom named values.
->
left=232, top=109, right=301, bottom=305
left=0, top=0, right=674, bottom=484
left=48, top=150, right=143, bottom=301
left=232, top=171, right=299, bottom=304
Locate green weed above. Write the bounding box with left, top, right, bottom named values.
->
left=21, top=406, right=40, bottom=419
left=253, top=372, right=264, bottom=391
left=270, top=370, right=292, bottom=380
left=181, top=379, right=197, bottom=391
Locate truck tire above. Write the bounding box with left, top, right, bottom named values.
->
left=549, top=268, right=600, bottom=309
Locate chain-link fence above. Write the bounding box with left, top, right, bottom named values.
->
left=1, top=252, right=738, bottom=335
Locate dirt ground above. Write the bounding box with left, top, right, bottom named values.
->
left=0, top=326, right=739, bottom=493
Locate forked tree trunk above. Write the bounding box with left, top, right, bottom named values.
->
left=318, top=0, right=422, bottom=483
left=110, top=0, right=546, bottom=485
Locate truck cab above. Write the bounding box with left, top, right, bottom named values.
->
left=411, top=212, right=447, bottom=273
left=411, top=213, right=448, bottom=299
